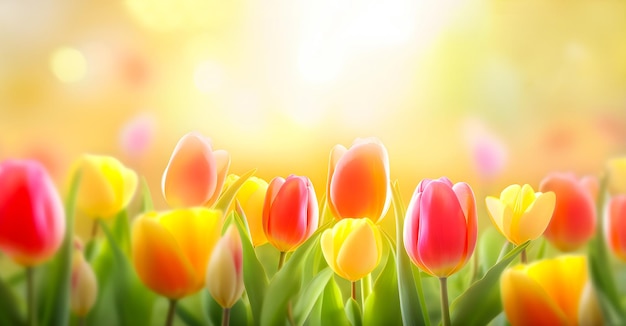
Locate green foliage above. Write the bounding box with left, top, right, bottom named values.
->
left=344, top=298, right=363, bottom=326
left=363, top=251, right=401, bottom=326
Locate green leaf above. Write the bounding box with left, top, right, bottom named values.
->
left=319, top=276, right=350, bottom=326
left=344, top=298, right=362, bottom=326
left=477, top=228, right=506, bottom=278
left=363, top=252, right=401, bottom=326
left=392, top=181, right=428, bottom=326
left=260, top=233, right=320, bottom=326
left=176, top=302, right=205, bottom=326
left=38, top=169, right=81, bottom=326
left=450, top=241, right=530, bottom=326
left=140, top=176, right=154, bottom=213
left=233, top=211, right=268, bottom=324
left=213, top=168, right=256, bottom=219
left=293, top=268, right=334, bottom=326
left=0, top=275, right=24, bottom=326
left=111, top=210, right=132, bottom=256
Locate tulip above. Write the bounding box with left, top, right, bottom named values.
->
left=70, top=250, right=98, bottom=317
left=0, top=159, right=65, bottom=266
left=162, top=132, right=230, bottom=208
left=578, top=281, right=604, bottom=326
left=73, top=154, right=138, bottom=219
left=263, top=175, right=318, bottom=256
left=206, top=225, right=244, bottom=311
left=539, top=173, right=596, bottom=252
left=608, top=195, right=626, bottom=261
left=607, top=157, right=626, bottom=194
left=501, top=255, right=588, bottom=326
left=131, top=207, right=222, bottom=299
left=486, top=184, right=556, bottom=246
left=321, top=218, right=383, bottom=282
left=223, top=174, right=268, bottom=247
left=327, top=137, right=390, bottom=223
left=403, top=177, right=477, bottom=277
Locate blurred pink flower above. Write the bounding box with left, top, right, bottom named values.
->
left=463, top=119, right=508, bottom=181
left=119, top=113, right=156, bottom=157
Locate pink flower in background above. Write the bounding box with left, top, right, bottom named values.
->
left=463, top=119, right=508, bottom=181
left=119, top=113, right=157, bottom=157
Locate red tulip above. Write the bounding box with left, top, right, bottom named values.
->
left=403, top=177, right=477, bottom=277
left=539, top=173, right=596, bottom=252
left=0, top=160, right=65, bottom=266
left=263, top=175, right=318, bottom=252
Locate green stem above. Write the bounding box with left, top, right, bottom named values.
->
left=78, top=316, right=86, bottom=326
left=470, top=248, right=480, bottom=283
left=91, top=219, right=99, bottom=240
left=520, top=248, right=528, bottom=264
left=26, top=267, right=36, bottom=326
left=361, top=273, right=371, bottom=307
left=221, top=307, right=231, bottom=326
left=165, top=299, right=177, bottom=326
left=278, top=251, right=286, bottom=271
left=439, top=277, right=451, bottom=326
left=351, top=281, right=357, bottom=301
left=497, top=242, right=512, bottom=262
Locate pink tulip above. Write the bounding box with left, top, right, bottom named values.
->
left=162, top=132, right=230, bottom=208
left=403, top=177, right=477, bottom=277
left=0, top=160, right=65, bottom=266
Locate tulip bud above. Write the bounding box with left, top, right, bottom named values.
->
left=223, top=174, right=269, bottom=247
left=206, top=225, right=244, bottom=308
left=578, top=281, right=604, bottom=326
left=70, top=251, right=98, bottom=316
left=132, top=208, right=222, bottom=299
left=263, top=175, right=318, bottom=252
left=0, top=160, right=65, bottom=266
left=539, top=173, right=596, bottom=252
left=608, top=195, right=626, bottom=261
left=73, top=154, right=138, bottom=219
left=162, top=132, right=230, bottom=208
left=327, top=138, right=391, bottom=223
left=486, top=184, right=556, bottom=245
left=321, top=218, right=383, bottom=281
left=403, top=177, right=477, bottom=277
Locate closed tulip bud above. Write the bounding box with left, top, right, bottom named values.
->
left=486, top=184, right=556, bottom=246
left=403, top=177, right=477, bottom=277
left=223, top=174, right=269, bottom=247
left=132, top=208, right=222, bottom=299
left=607, top=157, right=626, bottom=194
left=206, top=225, right=244, bottom=308
left=162, top=132, right=230, bottom=208
left=327, top=138, right=391, bottom=223
left=263, top=175, right=318, bottom=252
left=608, top=195, right=626, bottom=261
left=0, top=160, right=65, bottom=266
left=73, top=154, right=138, bottom=219
left=578, top=281, right=604, bottom=326
left=321, top=218, right=383, bottom=281
left=539, top=173, right=596, bottom=252
left=501, top=255, right=588, bottom=326
left=70, top=251, right=98, bottom=316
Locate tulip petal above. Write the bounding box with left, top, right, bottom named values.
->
left=242, top=180, right=269, bottom=247
left=336, top=219, right=381, bottom=281
left=266, top=177, right=308, bottom=252
left=403, top=190, right=421, bottom=271
left=452, top=182, right=477, bottom=259
left=205, top=149, right=231, bottom=207
left=131, top=214, right=197, bottom=299
left=501, top=267, right=570, bottom=326
left=514, top=192, right=555, bottom=243
left=609, top=196, right=626, bottom=261
left=263, top=177, right=285, bottom=236
left=485, top=197, right=508, bottom=239
left=321, top=228, right=341, bottom=278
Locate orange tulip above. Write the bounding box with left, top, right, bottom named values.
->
left=608, top=195, right=626, bottom=261
left=501, top=255, right=587, bottom=326
left=327, top=137, right=390, bottom=223
left=539, top=173, right=596, bottom=252
left=263, top=175, right=318, bottom=252
left=131, top=208, right=222, bottom=299
left=162, top=132, right=230, bottom=208
left=0, top=160, right=65, bottom=266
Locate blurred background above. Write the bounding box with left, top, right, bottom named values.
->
left=1, top=0, right=626, bottom=226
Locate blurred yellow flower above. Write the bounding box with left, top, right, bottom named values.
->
left=486, top=184, right=555, bottom=245
left=321, top=218, right=383, bottom=282
left=223, top=174, right=269, bottom=247
left=206, top=225, right=244, bottom=309
left=73, top=154, right=138, bottom=219
left=500, top=255, right=587, bottom=326
left=607, top=157, right=626, bottom=195
left=131, top=208, right=222, bottom=299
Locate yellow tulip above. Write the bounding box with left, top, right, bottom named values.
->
left=70, top=250, right=98, bottom=317
left=501, top=255, right=588, bottom=326
left=607, top=157, right=626, bottom=194
left=131, top=208, right=222, bottom=299
left=73, top=154, right=138, bottom=219
left=223, top=174, right=269, bottom=247
left=321, top=218, right=383, bottom=282
left=486, top=184, right=556, bottom=245
left=206, top=225, right=244, bottom=309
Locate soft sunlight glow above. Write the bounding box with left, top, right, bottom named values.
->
left=50, top=47, right=87, bottom=83
left=193, top=61, right=223, bottom=93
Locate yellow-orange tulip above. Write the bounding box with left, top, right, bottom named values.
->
left=321, top=218, right=383, bottom=281
left=162, top=132, right=230, bottom=208
left=131, top=208, right=222, bottom=299
left=73, top=154, right=138, bottom=219
left=501, top=255, right=587, bottom=326
left=70, top=250, right=98, bottom=316
left=486, top=184, right=556, bottom=245
left=327, top=137, right=391, bottom=223
left=607, top=157, right=626, bottom=194
left=223, top=174, right=268, bottom=247
left=206, top=225, right=244, bottom=309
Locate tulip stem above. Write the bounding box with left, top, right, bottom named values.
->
left=26, top=267, right=36, bottom=326
left=361, top=273, right=372, bottom=307
left=222, top=307, right=231, bottom=326
left=351, top=281, right=357, bottom=301
left=165, top=299, right=177, bottom=326
left=439, top=277, right=451, bottom=326
left=521, top=248, right=528, bottom=264
left=91, top=219, right=99, bottom=239
left=78, top=316, right=86, bottom=326
left=278, top=251, right=287, bottom=271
